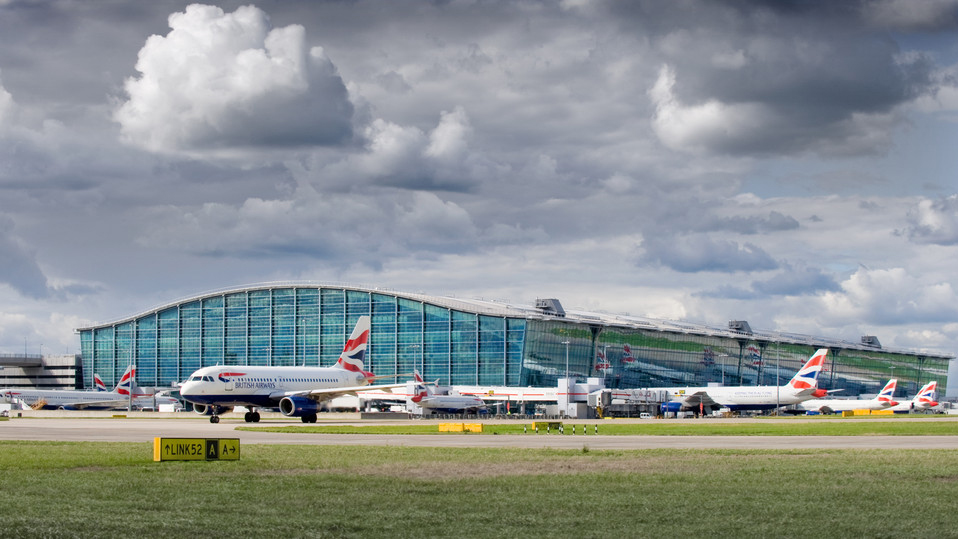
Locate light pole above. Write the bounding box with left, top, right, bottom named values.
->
left=562, top=341, right=571, bottom=381
left=775, top=347, right=780, bottom=414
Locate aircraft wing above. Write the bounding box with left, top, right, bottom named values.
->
left=277, top=382, right=411, bottom=402
left=677, top=391, right=720, bottom=412
left=62, top=398, right=131, bottom=410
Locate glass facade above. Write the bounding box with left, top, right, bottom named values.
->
left=77, top=285, right=951, bottom=400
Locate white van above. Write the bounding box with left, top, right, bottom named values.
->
left=639, top=412, right=653, bottom=419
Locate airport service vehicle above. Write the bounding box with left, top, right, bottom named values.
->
left=889, top=381, right=939, bottom=412
left=796, top=379, right=899, bottom=414
left=179, top=316, right=408, bottom=423
left=409, top=370, right=487, bottom=414
left=657, top=348, right=829, bottom=414
left=0, top=366, right=179, bottom=411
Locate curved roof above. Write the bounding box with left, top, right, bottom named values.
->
left=76, top=281, right=953, bottom=360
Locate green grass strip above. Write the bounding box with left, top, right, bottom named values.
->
left=2, top=441, right=958, bottom=537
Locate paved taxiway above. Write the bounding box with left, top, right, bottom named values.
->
left=2, top=416, right=958, bottom=449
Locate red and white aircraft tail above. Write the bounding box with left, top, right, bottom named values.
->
left=785, top=348, right=829, bottom=398
left=334, top=315, right=372, bottom=378
left=875, top=378, right=899, bottom=407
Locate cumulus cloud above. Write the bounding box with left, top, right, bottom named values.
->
left=821, top=266, right=958, bottom=325
left=701, top=262, right=838, bottom=299
left=641, top=232, right=778, bottom=273
left=903, top=195, right=958, bottom=244
left=114, top=4, right=353, bottom=155
left=314, top=106, right=498, bottom=191
left=648, top=59, right=921, bottom=157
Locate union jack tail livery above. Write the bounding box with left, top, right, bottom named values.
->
left=94, top=374, right=107, bottom=391
left=411, top=370, right=428, bottom=403
left=876, top=379, right=899, bottom=407
left=334, top=316, right=371, bottom=376
left=787, top=348, right=828, bottom=397
left=916, top=381, right=939, bottom=408
left=115, top=365, right=136, bottom=396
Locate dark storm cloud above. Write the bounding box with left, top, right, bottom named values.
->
left=0, top=215, right=49, bottom=299
left=621, top=0, right=939, bottom=156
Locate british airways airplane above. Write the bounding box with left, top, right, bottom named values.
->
left=889, top=381, right=939, bottom=412
left=179, top=316, right=408, bottom=423
left=0, top=365, right=178, bottom=411
left=658, top=348, right=829, bottom=414
left=408, top=370, right=487, bottom=414
left=796, top=378, right=899, bottom=414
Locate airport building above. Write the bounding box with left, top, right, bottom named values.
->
left=75, top=283, right=953, bottom=403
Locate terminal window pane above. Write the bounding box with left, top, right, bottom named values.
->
left=136, top=315, right=157, bottom=386
left=157, top=308, right=179, bottom=386
left=179, top=302, right=201, bottom=377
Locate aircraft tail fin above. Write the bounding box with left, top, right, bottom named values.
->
left=916, top=381, right=939, bottom=408
left=334, top=316, right=371, bottom=374
left=786, top=348, right=828, bottom=396
left=94, top=374, right=107, bottom=392
left=411, top=369, right=432, bottom=403
left=876, top=379, right=898, bottom=407
left=115, top=365, right=136, bottom=396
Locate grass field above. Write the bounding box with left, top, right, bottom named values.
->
left=238, top=417, right=958, bottom=436
left=2, top=440, right=958, bottom=537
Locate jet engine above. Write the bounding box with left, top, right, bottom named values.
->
left=279, top=395, right=321, bottom=419
left=660, top=402, right=684, bottom=414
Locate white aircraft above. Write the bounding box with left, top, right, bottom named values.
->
left=0, top=366, right=179, bottom=411
left=408, top=370, right=487, bottom=414
left=658, top=348, right=829, bottom=414
left=795, top=379, right=898, bottom=414
left=179, top=316, right=409, bottom=423
left=889, top=381, right=939, bottom=412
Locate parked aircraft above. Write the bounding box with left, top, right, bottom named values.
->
left=795, top=379, right=898, bottom=414
left=179, top=316, right=409, bottom=423
left=0, top=366, right=179, bottom=411
left=409, top=370, right=487, bottom=414
left=889, top=381, right=939, bottom=412
left=658, top=348, right=829, bottom=414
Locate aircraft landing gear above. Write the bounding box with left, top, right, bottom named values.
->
left=300, top=413, right=317, bottom=423
left=210, top=415, right=220, bottom=423
left=244, top=411, right=261, bottom=423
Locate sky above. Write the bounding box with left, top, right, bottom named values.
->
left=2, top=0, right=958, bottom=357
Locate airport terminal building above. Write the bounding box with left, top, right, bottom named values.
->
left=76, top=283, right=952, bottom=400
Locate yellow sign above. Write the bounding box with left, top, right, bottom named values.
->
left=153, top=437, right=241, bottom=461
